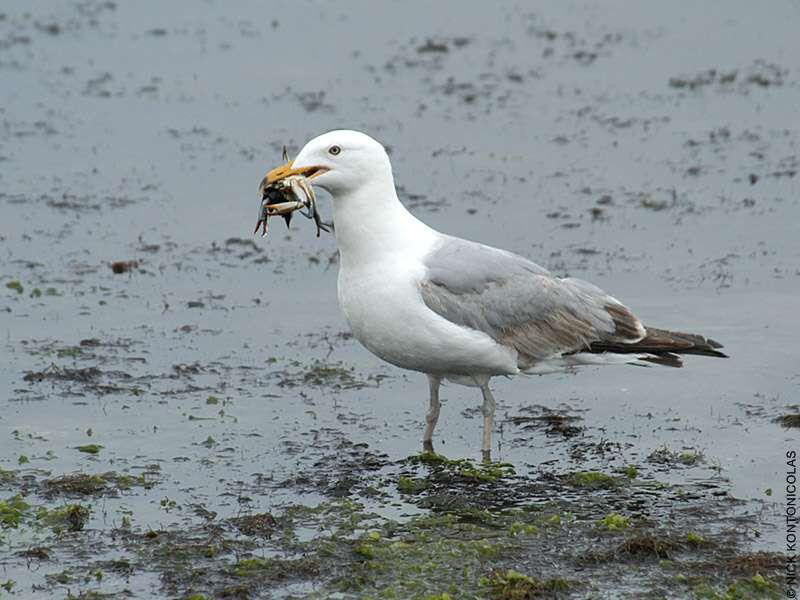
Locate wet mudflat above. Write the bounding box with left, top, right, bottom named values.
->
left=1, top=1, right=798, bottom=598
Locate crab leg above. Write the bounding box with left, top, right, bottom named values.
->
left=253, top=217, right=269, bottom=237
left=264, top=200, right=306, bottom=215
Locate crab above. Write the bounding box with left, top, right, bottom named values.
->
left=254, top=147, right=333, bottom=238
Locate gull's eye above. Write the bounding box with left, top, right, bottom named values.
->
left=328, top=145, right=341, bottom=156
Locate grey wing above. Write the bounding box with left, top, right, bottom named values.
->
left=419, top=236, right=645, bottom=366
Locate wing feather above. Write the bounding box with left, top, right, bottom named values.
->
left=419, top=237, right=644, bottom=367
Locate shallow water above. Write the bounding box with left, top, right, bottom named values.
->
left=1, top=1, right=798, bottom=598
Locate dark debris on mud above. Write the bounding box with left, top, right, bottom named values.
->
left=507, top=404, right=585, bottom=439
left=20, top=362, right=139, bottom=397
left=669, top=60, right=788, bottom=91
left=29, top=449, right=779, bottom=600
left=271, top=359, right=389, bottom=392
left=0, top=411, right=786, bottom=600
left=774, top=413, right=800, bottom=428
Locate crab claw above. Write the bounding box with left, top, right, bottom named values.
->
left=253, top=218, right=269, bottom=237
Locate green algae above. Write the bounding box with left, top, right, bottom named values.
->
left=0, top=436, right=785, bottom=600
left=678, top=451, right=705, bottom=466
left=57, top=346, right=83, bottom=358
left=648, top=445, right=705, bottom=467
left=597, top=513, right=630, bottom=531
left=617, top=535, right=677, bottom=559
left=36, top=504, right=90, bottom=532
left=397, top=475, right=430, bottom=494
left=276, top=359, right=385, bottom=391
left=230, top=556, right=320, bottom=579
left=0, top=495, right=31, bottom=528
left=686, top=532, right=708, bottom=547
left=691, top=574, right=780, bottom=599
left=229, top=512, right=277, bottom=537
left=337, top=523, right=509, bottom=597
left=509, top=522, right=539, bottom=536
left=10, top=470, right=782, bottom=600
left=45, top=474, right=109, bottom=495
left=75, top=444, right=104, bottom=454
left=623, top=465, right=638, bottom=479
left=0, top=467, right=16, bottom=484
left=1, top=494, right=92, bottom=539
left=42, top=471, right=152, bottom=497
left=481, top=569, right=571, bottom=599
left=567, top=471, right=622, bottom=489
left=543, top=514, right=565, bottom=527
left=405, top=452, right=516, bottom=482
left=233, top=499, right=542, bottom=598
left=5, top=280, right=23, bottom=294
left=775, top=414, right=800, bottom=428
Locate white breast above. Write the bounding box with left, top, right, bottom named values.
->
left=337, top=253, right=519, bottom=377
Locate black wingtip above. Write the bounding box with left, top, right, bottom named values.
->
left=588, top=326, right=729, bottom=362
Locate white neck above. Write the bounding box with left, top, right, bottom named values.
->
left=331, top=176, right=437, bottom=269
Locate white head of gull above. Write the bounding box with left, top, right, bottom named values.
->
left=263, top=129, right=727, bottom=461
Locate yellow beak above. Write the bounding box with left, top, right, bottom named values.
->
left=264, top=160, right=329, bottom=185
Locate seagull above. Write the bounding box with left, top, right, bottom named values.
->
left=261, top=130, right=727, bottom=461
